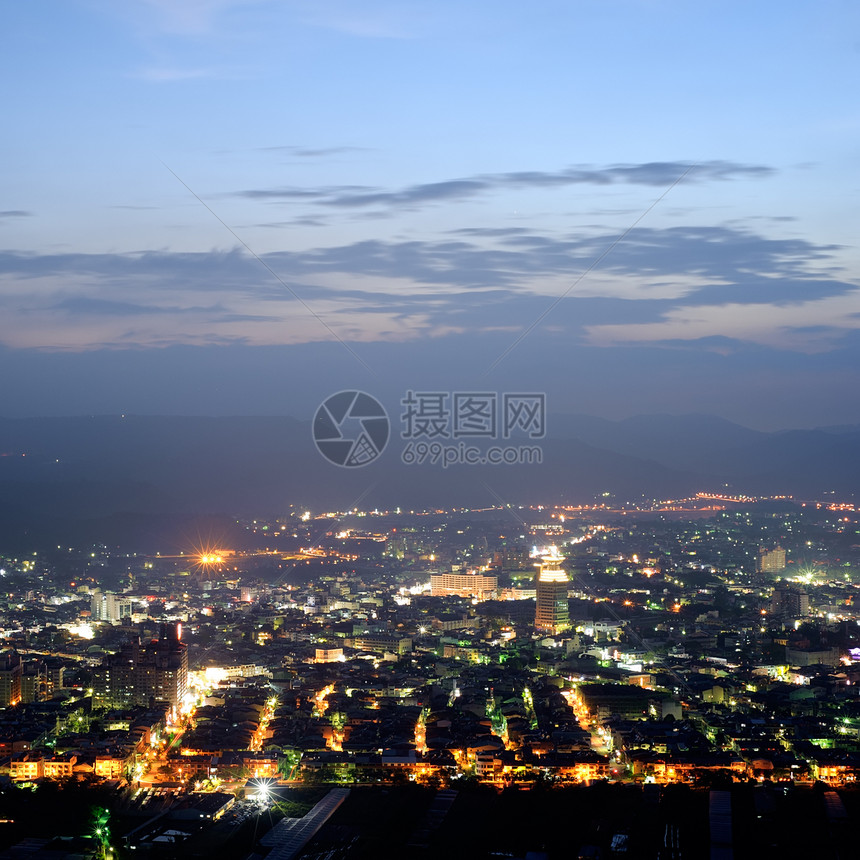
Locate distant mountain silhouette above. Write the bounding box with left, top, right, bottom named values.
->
left=549, top=412, right=764, bottom=471
left=705, top=428, right=860, bottom=495
left=0, top=413, right=854, bottom=547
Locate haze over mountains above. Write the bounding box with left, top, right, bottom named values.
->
left=0, top=412, right=856, bottom=549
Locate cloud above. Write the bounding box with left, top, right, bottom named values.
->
left=0, top=221, right=848, bottom=353
left=584, top=293, right=860, bottom=353
left=0, top=210, right=33, bottom=221
left=248, top=218, right=329, bottom=228
left=50, top=296, right=229, bottom=317
left=235, top=160, right=776, bottom=211
left=259, top=146, right=367, bottom=157
left=236, top=185, right=372, bottom=201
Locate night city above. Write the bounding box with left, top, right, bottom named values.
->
left=3, top=2, right=860, bottom=858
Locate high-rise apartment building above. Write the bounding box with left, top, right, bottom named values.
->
left=758, top=547, right=787, bottom=573
left=534, top=550, right=570, bottom=635
left=771, top=585, right=809, bottom=617
left=92, top=623, right=187, bottom=712
left=0, top=650, right=22, bottom=707
left=20, top=661, right=48, bottom=704
left=142, top=623, right=188, bottom=709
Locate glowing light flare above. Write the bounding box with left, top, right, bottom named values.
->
left=408, top=582, right=431, bottom=595
left=415, top=709, right=428, bottom=754
left=69, top=623, right=94, bottom=639
left=180, top=691, right=196, bottom=715
left=313, top=685, right=334, bottom=717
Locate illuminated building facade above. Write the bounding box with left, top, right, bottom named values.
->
left=315, top=647, right=345, bottom=663
left=534, top=550, right=570, bottom=635
left=758, top=547, right=787, bottom=573
left=349, top=634, right=412, bottom=655
left=92, top=623, right=187, bottom=710
left=430, top=569, right=498, bottom=600
left=0, top=650, right=22, bottom=707
left=90, top=590, right=133, bottom=625
left=92, top=640, right=139, bottom=709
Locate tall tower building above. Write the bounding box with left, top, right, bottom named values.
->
left=534, top=549, right=570, bottom=635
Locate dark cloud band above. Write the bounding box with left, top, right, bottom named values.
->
left=234, top=160, right=775, bottom=210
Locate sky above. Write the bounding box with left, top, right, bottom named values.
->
left=2, top=0, right=860, bottom=430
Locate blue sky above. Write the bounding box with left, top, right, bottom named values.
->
left=2, top=0, right=859, bottom=429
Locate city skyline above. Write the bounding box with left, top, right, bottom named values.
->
left=5, top=6, right=860, bottom=846
left=2, top=2, right=860, bottom=429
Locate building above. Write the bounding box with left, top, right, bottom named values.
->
left=139, top=623, right=189, bottom=710
left=771, top=585, right=809, bottom=617
left=576, top=683, right=655, bottom=721
left=0, top=650, right=22, bottom=707
left=20, top=661, right=47, bottom=704
left=534, top=550, right=570, bottom=635
left=349, top=634, right=412, bottom=655
left=92, top=639, right=140, bottom=710
left=92, top=623, right=188, bottom=711
left=43, top=754, right=78, bottom=779
left=786, top=646, right=840, bottom=667
left=758, top=547, right=787, bottom=573
left=95, top=751, right=134, bottom=779
left=10, top=752, right=43, bottom=781
left=430, top=569, right=498, bottom=600
left=90, top=590, right=133, bottom=625
left=171, top=792, right=235, bottom=821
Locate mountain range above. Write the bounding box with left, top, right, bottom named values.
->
left=0, top=413, right=855, bottom=548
